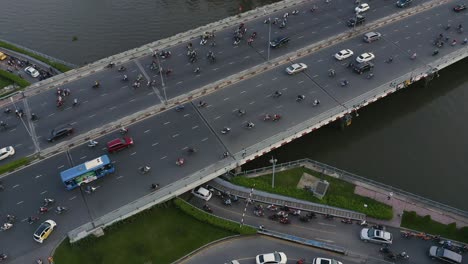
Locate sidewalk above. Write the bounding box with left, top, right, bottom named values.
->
left=354, top=183, right=468, bottom=228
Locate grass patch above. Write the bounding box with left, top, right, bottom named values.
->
left=0, top=69, right=30, bottom=88
left=54, top=201, right=236, bottom=264
left=0, top=75, right=13, bottom=88
left=0, top=157, right=31, bottom=175
left=401, top=211, right=468, bottom=243
left=231, top=167, right=393, bottom=220
left=0, top=40, right=72, bottom=72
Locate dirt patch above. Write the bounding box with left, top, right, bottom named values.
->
left=296, top=172, right=320, bottom=189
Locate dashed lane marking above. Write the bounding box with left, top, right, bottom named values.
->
left=164, top=122, right=171, bottom=125
left=88, top=114, right=96, bottom=118
left=192, top=125, right=199, bottom=129
left=318, top=222, right=336, bottom=227
left=144, top=129, right=150, bottom=133
left=129, top=99, right=136, bottom=103
left=176, top=81, right=183, bottom=85
left=240, top=90, right=246, bottom=94
left=130, top=152, right=137, bottom=156
left=70, top=122, right=77, bottom=125
left=80, top=156, right=87, bottom=160
left=244, top=56, right=250, bottom=59
left=48, top=113, right=55, bottom=117
left=298, top=35, right=304, bottom=39
left=201, top=137, right=208, bottom=142
left=172, top=133, right=179, bottom=138
left=17, top=201, right=24, bottom=205
left=160, top=156, right=167, bottom=160
left=214, top=116, right=221, bottom=120
left=12, top=184, right=19, bottom=189
left=152, top=142, right=159, bottom=147
left=116, top=176, right=124, bottom=180
left=313, top=75, right=319, bottom=78
left=298, top=81, right=304, bottom=84
left=40, top=191, right=47, bottom=195
left=223, top=97, right=229, bottom=101
left=58, top=165, right=65, bottom=169
left=212, top=68, right=219, bottom=71
left=256, top=84, right=263, bottom=87
left=69, top=196, right=77, bottom=200
left=249, top=101, right=255, bottom=105
left=100, top=93, right=108, bottom=97
left=272, top=77, right=277, bottom=81
left=183, top=114, right=190, bottom=117
left=109, top=106, right=117, bottom=110
left=35, top=175, right=42, bottom=179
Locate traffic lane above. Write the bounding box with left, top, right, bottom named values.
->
left=0, top=153, right=91, bottom=259
left=197, top=65, right=344, bottom=154
left=0, top=104, right=36, bottom=165
left=192, top=196, right=452, bottom=264
left=183, top=235, right=361, bottom=264
left=189, top=197, right=386, bottom=263
left=66, top=103, right=228, bottom=218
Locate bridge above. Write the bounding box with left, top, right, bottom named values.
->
left=0, top=0, right=467, bottom=261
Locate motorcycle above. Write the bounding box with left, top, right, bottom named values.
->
left=267, top=204, right=278, bottom=211
left=237, top=109, right=246, bottom=116
left=28, top=216, right=39, bottom=224
left=279, top=217, right=291, bottom=224
left=401, top=231, right=413, bottom=238
left=55, top=206, right=68, bottom=214
left=263, top=114, right=271, bottom=121
left=341, top=218, right=353, bottom=224
left=432, top=50, right=439, bottom=56
left=187, top=147, right=197, bottom=154
left=340, top=80, right=349, bottom=87
left=194, top=68, right=201, bottom=74
left=0, top=253, right=7, bottom=261
left=6, top=215, right=16, bottom=223
left=1, top=223, right=13, bottom=231
left=313, top=100, right=321, bottom=106
left=221, top=127, right=231, bottom=134
left=122, top=75, right=128, bottom=81
left=176, top=158, right=184, bottom=166
left=3, top=108, right=11, bottom=114
left=88, top=140, right=98, bottom=148
left=223, top=198, right=232, bottom=206
left=92, top=82, right=100, bottom=88
left=39, top=207, right=49, bottom=214
left=119, top=127, right=128, bottom=134
left=358, top=220, right=369, bottom=227
left=43, top=198, right=55, bottom=206
left=245, top=122, right=255, bottom=129
left=139, top=166, right=151, bottom=174
left=105, top=62, right=115, bottom=69
left=296, top=95, right=305, bottom=102
left=117, top=66, right=126, bottom=72
left=253, top=209, right=264, bottom=217
left=175, top=105, right=185, bottom=112
left=325, top=214, right=334, bottom=220
left=272, top=114, right=281, bottom=121
left=203, top=205, right=213, bottom=213
left=272, top=91, right=282, bottom=98
left=198, top=101, right=207, bottom=108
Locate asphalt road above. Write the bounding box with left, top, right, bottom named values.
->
left=1, top=0, right=467, bottom=262
left=187, top=194, right=468, bottom=264
left=0, top=0, right=441, bottom=163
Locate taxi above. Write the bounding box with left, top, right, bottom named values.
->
left=33, top=220, right=57, bottom=243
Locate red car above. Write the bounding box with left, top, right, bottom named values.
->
left=107, top=137, right=133, bottom=153
left=453, top=4, right=466, bottom=12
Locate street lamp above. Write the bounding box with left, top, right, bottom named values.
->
left=149, top=48, right=167, bottom=103
left=264, top=9, right=272, bottom=62
left=270, top=156, right=277, bottom=188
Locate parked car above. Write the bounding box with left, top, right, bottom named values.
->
left=356, top=52, right=375, bottom=63
left=270, top=36, right=290, bottom=48
left=0, top=146, right=15, bottom=161
left=191, top=186, right=212, bottom=201
left=33, top=220, right=57, bottom=243
left=24, top=66, right=40, bottom=78
left=107, top=137, right=134, bottom=153
left=47, top=125, right=73, bottom=142
left=429, top=246, right=462, bottom=263
left=286, top=63, right=307, bottom=75
left=396, top=0, right=412, bottom=8
left=0, top=52, right=7, bottom=61
left=353, top=62, right=374, bottom=74
left=360, top=228, right=393, bottom=244
left=347, top=15, right=366, bottom=27
left=363, top=32, right=382, bottom=43
left=256, top=252, right=287, bottom=264
left=355, top=3, right=370, bottom=13
left=453, top=4, right=466, bottom=12
left=313, top=258, right=342, bottom=264
left=334, top=49, right=354, bottom=60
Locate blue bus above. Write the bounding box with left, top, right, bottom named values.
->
left=60, top=155, right=115, bottom=190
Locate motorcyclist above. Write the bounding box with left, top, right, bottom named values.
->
left=246, top=121, right=254, bottom=128
left=273, top=90, right=282, bottom=97
left=198, top=101, right=207, bottom=107
left=411, top=53, right=417, bottom=59
left=367, top=73, right=374, bottom=79
left=0, top=121, right=6, bottom=128
left=264, top=114, right=271, bottom=120
left=272, top=114, right=281, bottom=120
left=297, top=95, right=305, bottom=101
left=238, top=109, right=246, bottom=115
left=118, top=66, right=126, bottom=71
left=313, top=99, right=320, bottom=106
left=464, top=38, right=468, bottom=44
left=194, top=67, right=200, bottom=73
left=328, top=68, right=335, bottom=77
left=93, top=81, right=100, bottom=87
left=123, top=74, right=128, bottom=81
left=221, top=127, right=231, bottom=134
left=151, top=183, right=159, bottom=190
left=341, top=79, right=349, bottom=86
left=433, top=49, right=439, bottom=55
left=223, top=151, right=229, bottom=158
left=73, top=98, right=78, bottom=106
left=386, top=56, right=393, bottom=63
left=31, top=113, right=38, bottom=121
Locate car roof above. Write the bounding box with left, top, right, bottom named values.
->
left=196, top=187, right=210, bottom=196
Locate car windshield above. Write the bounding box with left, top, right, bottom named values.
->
left=36, top=223, right=49, bottom=235
left=436, top=247, right=445, bottom=257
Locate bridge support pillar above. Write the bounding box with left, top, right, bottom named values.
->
left=234, top=166, right=242, bottom=174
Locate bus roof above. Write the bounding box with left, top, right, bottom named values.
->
left=60, top=155, right=111, bottom=182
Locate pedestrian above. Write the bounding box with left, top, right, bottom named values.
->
left=387, top=192, right=393, bottom=200
left=242, top=149, right=246, bottom=158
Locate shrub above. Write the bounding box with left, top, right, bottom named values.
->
left=174, top=198, right=256, bottom=235
left=0, top=157, right=31, bottom=175
left=0, top=69, right=30, bottom=88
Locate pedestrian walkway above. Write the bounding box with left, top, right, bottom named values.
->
left=208, top=178, right=366, bottom=221
left=354, top=183, right=468, bottom=228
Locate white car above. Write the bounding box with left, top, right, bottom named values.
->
left=191, top=186, right=212, bottom=201
left=356, top=52, right=375, bottom=63
left=313, top=258, right=343, bottom=264
left=286, top=63, right=308, bottom=75
left=256, top=252, right=287, bottom=264
left=33, top=219, right=57, bottom=243
left=334, top=49, right=354, bottom=60
left=360, top=228, right=393, bottom=244
left=24, top=66, right=40, bottom=78
left=0, top=146, right=15, bottom=161
left=355, top=3, right=370, bottom=13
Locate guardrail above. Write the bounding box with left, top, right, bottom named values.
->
left=237, top=158, right=468, bottom=219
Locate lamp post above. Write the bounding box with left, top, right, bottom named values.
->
left=264, top=9, right=272, bottom=62
left=149, top=48, right=167, bottom=103
left=270, top=156, right=277, bottom=188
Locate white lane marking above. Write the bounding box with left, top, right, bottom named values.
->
left=312, top=75, right=319, bottom=78
left=40, top=190, right=47, bottom=195
left=17, top=201, right=24, bottom=205
left=298, top=81, right=304, bottom=84
left=201, top=137, right=208, bottom=142
left=12, top=184, right=19, bottom=188
left=298, top=35, right=304, bottom=39
left=182, top=146, right=188, bottom=150
left=223, top=97, right=229, bottom=101
left=109, top=106, right=117, bottom=110
left=144, top=129, right=150, bottom=133
left=15, top=143, right=23, bottom=148
left=80, top=156, right=87, bottom=160
left=229, top=62, right=235, bottom=65
left=192, top=125, right=199, bottom=129
left=276, top=105, right=283, bottom=109
left=244, top=56, right=250, bottom=59
left=212, top=68, right=219, bottom=71
left=65, top=107, right=72, bottom=111
left=183, top=114, right=190, bottom=117
left=315, top=238, right=335, bottom=243
left=214, top=116, right=221, bottom=120
left=116, top=175, right=124, bottom=180
left=152, top=142, right=159, bottom=147
left=316, top=59, right=323, bottom=63
left=249, top=101, right=255, bottom=105
left=35, top=175, right=42, bottom=179
left=160, top=156, right=167, bottom=160
left=240, top=90, right=247, bottom=95
left=129, top=99, right=136, bottom=103
left=164, top=122, right=171, bottom=125
left=318, top=222, right=336, bottom=227
left=70, top=122, right=77, bottom=125
left=69, top=196, right=77, bottom=200
left=88, top=114, right=96, bottom=118
left=272, top=77, right=277, bottom=81
left=176, top=81, right=183, bottom=85
left=172, top=133, right=179, bottom=138
left=48, top=113, right=55, bottom=117
left=58, top=165, right=65, bottom=169
left=101, top=93, right=108, bottom=97
left=256, top=84, right=263, bottom=87
left=130, top=152, right=136, bottom=156
left=121, top=86, right=128, bottom=89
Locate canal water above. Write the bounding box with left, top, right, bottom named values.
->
left=1, top=0, right=467, bottom=210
